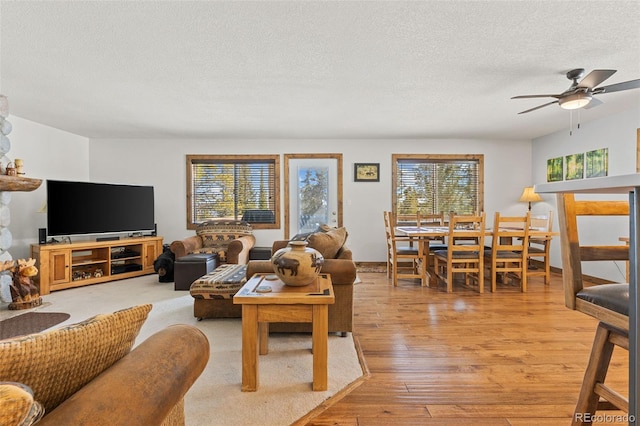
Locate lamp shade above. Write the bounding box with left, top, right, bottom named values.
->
left=519, top=187, right=543, bottom=203
left=519, top=186, right=542, bottom=211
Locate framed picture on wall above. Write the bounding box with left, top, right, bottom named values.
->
left=354, top=163, right=380, bottom=182
left=565, top=153, right=584, bottom=180
left=586, top=148, right=608, bottom=178
left=546, top=157, right=563, bottom=182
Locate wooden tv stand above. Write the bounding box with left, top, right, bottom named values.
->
left=31, top=236, right=163, bottom=295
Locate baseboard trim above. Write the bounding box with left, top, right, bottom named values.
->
left=356, top=260, right=619, bottom=285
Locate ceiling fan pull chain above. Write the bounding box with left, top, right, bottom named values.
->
left=569, top=111, right=573, bottom=136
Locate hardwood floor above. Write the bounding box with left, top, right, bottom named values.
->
left=304, top=272, right=629, bottom=425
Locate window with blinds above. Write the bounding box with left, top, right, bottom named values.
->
left=186, top=155, right=280, bottom=229
left=392, top=154, right=484, bottom=217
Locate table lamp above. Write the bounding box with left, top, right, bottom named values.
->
left=519, top=186, right=542, bottom=211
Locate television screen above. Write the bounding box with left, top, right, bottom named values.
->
left=46, top=180, right=155, bottom=236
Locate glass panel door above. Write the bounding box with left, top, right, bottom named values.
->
left=284, top=154, right=342, bottom=238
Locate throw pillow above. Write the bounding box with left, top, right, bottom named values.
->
left=307, top=227, right=348, bottom=259
left=0, top=382, right=44, bottom=426
left=0, top=304, right=152, bottom=413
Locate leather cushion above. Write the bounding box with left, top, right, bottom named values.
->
left=577, top=283, right=629, bottom=316
left=483, top=249, right=522, bottom=259
left=433, top=250, right=480, bottom=259
left=396, top=247, right=419, bottom=255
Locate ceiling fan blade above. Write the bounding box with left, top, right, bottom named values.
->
left=511, top=94, right=561, bottom=99
left=596, top=78, right=640, bottom=94
left=584, top=97, right=603, bottom=109
left=517, top=100, right=559, bottom=114
left=578, top=69, right=616, bottom=89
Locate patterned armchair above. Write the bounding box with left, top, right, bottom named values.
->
left=170, top=220, right=256, bottom=264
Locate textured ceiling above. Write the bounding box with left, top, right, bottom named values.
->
left=1, top=1, right=639, bottom=140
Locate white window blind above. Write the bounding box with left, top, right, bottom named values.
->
left=189, top=157, right=277, bottom=226
left=395, top=156, right=481, bottom=216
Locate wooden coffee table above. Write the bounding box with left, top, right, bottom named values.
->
left=233, top=273, right=335, bottom=391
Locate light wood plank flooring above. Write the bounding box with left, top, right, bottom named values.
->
left=304, top=272, right=629, bottom=425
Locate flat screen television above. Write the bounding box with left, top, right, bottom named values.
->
left=46, top=180, right=155, bottom=237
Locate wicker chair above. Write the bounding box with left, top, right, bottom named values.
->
left=0, top=305, right=209, bottom=425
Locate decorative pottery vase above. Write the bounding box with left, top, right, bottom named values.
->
left=271, top=241, right=324, bottom=286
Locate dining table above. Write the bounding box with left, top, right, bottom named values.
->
left=394, top=224, right=557, bottom=286
left=536, top=173, right=640, bottom=425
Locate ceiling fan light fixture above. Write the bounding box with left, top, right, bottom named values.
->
left=559, top=92, right=592, bottom=110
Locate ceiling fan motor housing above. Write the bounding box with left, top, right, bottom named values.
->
left=566, top=68, right=585, bottom=83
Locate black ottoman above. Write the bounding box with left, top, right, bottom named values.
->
left=174, top=253, right=219, bottom=291
left=249, top=246, right=272, bottom=260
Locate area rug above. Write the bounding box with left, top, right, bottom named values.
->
left=0, top=312, right=70, bottom=340
left=184, top=319, right=364, bottom=426
left=20, top=275, right=365, bottom=425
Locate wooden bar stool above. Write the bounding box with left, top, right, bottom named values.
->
left=556, top=193, right=629, bottom=425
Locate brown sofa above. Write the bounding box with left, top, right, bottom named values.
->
left=246, top=228, right=356, bottom=336
left=170, top=219, right=256, bottom=264
left=0, top=305, right=209, bottom=426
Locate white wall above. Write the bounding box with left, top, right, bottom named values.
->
left=531, top=107, right=640, bottom=282
left=6, top=116, right=90, bottom=259
left=6, top=106, right=637, bottom=276
left=87, top=138, right=532, bottom=262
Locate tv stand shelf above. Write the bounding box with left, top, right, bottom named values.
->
left=31, top=236, right=163, bottom=294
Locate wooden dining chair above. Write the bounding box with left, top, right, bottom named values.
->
left=384, top=211, right=427, bottom=286
left=526, top=210, right=553, bottom=285
left=418, top=211, right=447, bottom=248
left=433, top=212, right=486, bottom=293
left=395, top=212, right=421, bottom=249
left=396, top=212, right=418, bottom=225
left=415, top=211, right=448, bottom=279
left=485, top=212, right=531, bottom=292
left=556, top=193, right=629, bottom=425
left=417, top=211, right=444, bottom=225
left=383, top=210, right=397, bottom=278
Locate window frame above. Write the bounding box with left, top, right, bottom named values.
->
left=186, top=154, right=280, bottom=230
left=391, top=153, right=484, bottom=218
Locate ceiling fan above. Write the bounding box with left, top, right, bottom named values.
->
left=512, top=68, right=640, bottom=114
